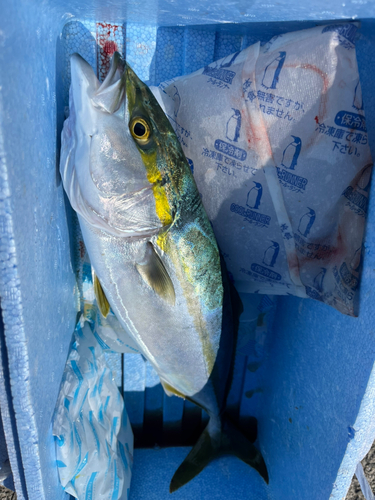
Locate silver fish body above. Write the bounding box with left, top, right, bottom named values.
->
left=60, top=52, right=268, bottom=491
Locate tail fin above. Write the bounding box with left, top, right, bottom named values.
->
left=169, top=416, right=269, bottom=493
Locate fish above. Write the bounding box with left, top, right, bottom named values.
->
left=60, top=51, right=268, bottom=492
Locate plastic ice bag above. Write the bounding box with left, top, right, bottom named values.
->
left=151, top=22, right=373, bottom=316
left=53, top=317, right=134, bottom=499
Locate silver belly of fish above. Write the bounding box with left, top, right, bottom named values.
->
left=79, top=215, right=222, bottom=397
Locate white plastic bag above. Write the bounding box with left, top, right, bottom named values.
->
left=53, top=317, right=134, bottom=499
left=151, top=23, right=372, bottom=316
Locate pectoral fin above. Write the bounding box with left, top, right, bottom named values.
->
left=136, top=242, right=175, bottom=306
left=93, top=273, right=110, bottom=318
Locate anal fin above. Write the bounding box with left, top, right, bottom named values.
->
left=93, top=273, right=110, bottom=318
left=161, top=380, right=186, bottom=399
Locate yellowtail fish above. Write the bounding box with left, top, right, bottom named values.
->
left=60, top=52, right=268, bottom=492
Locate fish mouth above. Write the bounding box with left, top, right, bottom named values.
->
left=123, top=61, right=148, bottom=107
left=124, top=62, right=140, bottom=86
left=92, top=52, right=146, bottom=115
left=96, top=52, right=145, bottom=114
left=101, top=51, right=125, bottom=90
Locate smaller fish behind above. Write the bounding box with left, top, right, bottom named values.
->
left=60, top=51, right=268, bottom=492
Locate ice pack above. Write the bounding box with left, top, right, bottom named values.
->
left=151, top=22, right=373, bottom=316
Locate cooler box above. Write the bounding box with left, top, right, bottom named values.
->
left=1, top=1, right=375, bottom=499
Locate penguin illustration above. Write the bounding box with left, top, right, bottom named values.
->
left=281, top=136, right=302, bottom=170
left=357, top=164, right=372, bottom=193
left=313, top=268, right=326, bottom=292
left=226, top=109, right=242, bottom=143
left=350, top=247, right=362, bottom=273
left=204, top=52, right=240, bottom=73
left=262, top=51, right=286, bottom=90
left=187, top=158, right=194, bottom=174
left=172, top=85, right=181, bottom=117
left=246, top=182, right=263, bottom=210
left=220, top=51, right=241, bottom=68
left=263, top=241, right=280, bottom=268
left=298, top=208, right=316, bottom=238
left=353, top=79, right=364, bottom=111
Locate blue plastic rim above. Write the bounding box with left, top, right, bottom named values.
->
left=1, top=2, right=375, bottom=499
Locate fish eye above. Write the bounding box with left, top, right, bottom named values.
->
left=130, top=118, right=150, bottom=142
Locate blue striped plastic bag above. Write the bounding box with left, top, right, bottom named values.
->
left=53, top=315, right=134, bottom=499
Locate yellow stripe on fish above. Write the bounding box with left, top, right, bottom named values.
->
left=139, top=149, right=173, bottom=227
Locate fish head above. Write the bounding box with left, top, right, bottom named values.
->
left=60, top=52, right=179, bottom=236
left=124, top=62, right=178, bottom=159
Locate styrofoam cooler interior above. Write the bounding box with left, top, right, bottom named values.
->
left=1, top=2, right=375, bottom=500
